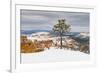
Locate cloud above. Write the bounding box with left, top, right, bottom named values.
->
left=21, top=9, right=89, bottom=32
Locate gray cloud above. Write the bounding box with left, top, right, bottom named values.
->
left=21, top=9, right=89, bottom=32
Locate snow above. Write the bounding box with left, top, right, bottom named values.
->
left=21, top=48, right=90, bottom=64
left=76, top=32, right=89, bottom=38
left=27, top=32, right=52, bottom=41
left=30, top=32, right=50, bottom=37
left=21, top=32, right=90, bottom=63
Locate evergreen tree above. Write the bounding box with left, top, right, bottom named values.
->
left=53, top=19, right=71, bottom=49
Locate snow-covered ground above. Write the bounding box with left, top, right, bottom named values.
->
left=21, top=48, right=90, bottom=64
left=21, top=32, right=89, bottom=63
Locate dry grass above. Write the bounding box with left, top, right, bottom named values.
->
left=21, top=36, right=53, bottom=53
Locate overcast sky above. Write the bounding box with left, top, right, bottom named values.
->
left=20, top=9, right=89, bottom=32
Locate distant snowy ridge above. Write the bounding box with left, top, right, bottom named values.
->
left=30, top=32, right=50, bottom=36
left=27, top=32, right=52, bottom=41
left=75, top=32, right=89, bottom=39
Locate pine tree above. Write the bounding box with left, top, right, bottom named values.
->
left=53, top=19, right=71, bottom=49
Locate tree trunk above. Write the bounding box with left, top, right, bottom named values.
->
left=60, top=32, right=62, bottom=49
left=60, top=35, right=62, bottom=49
